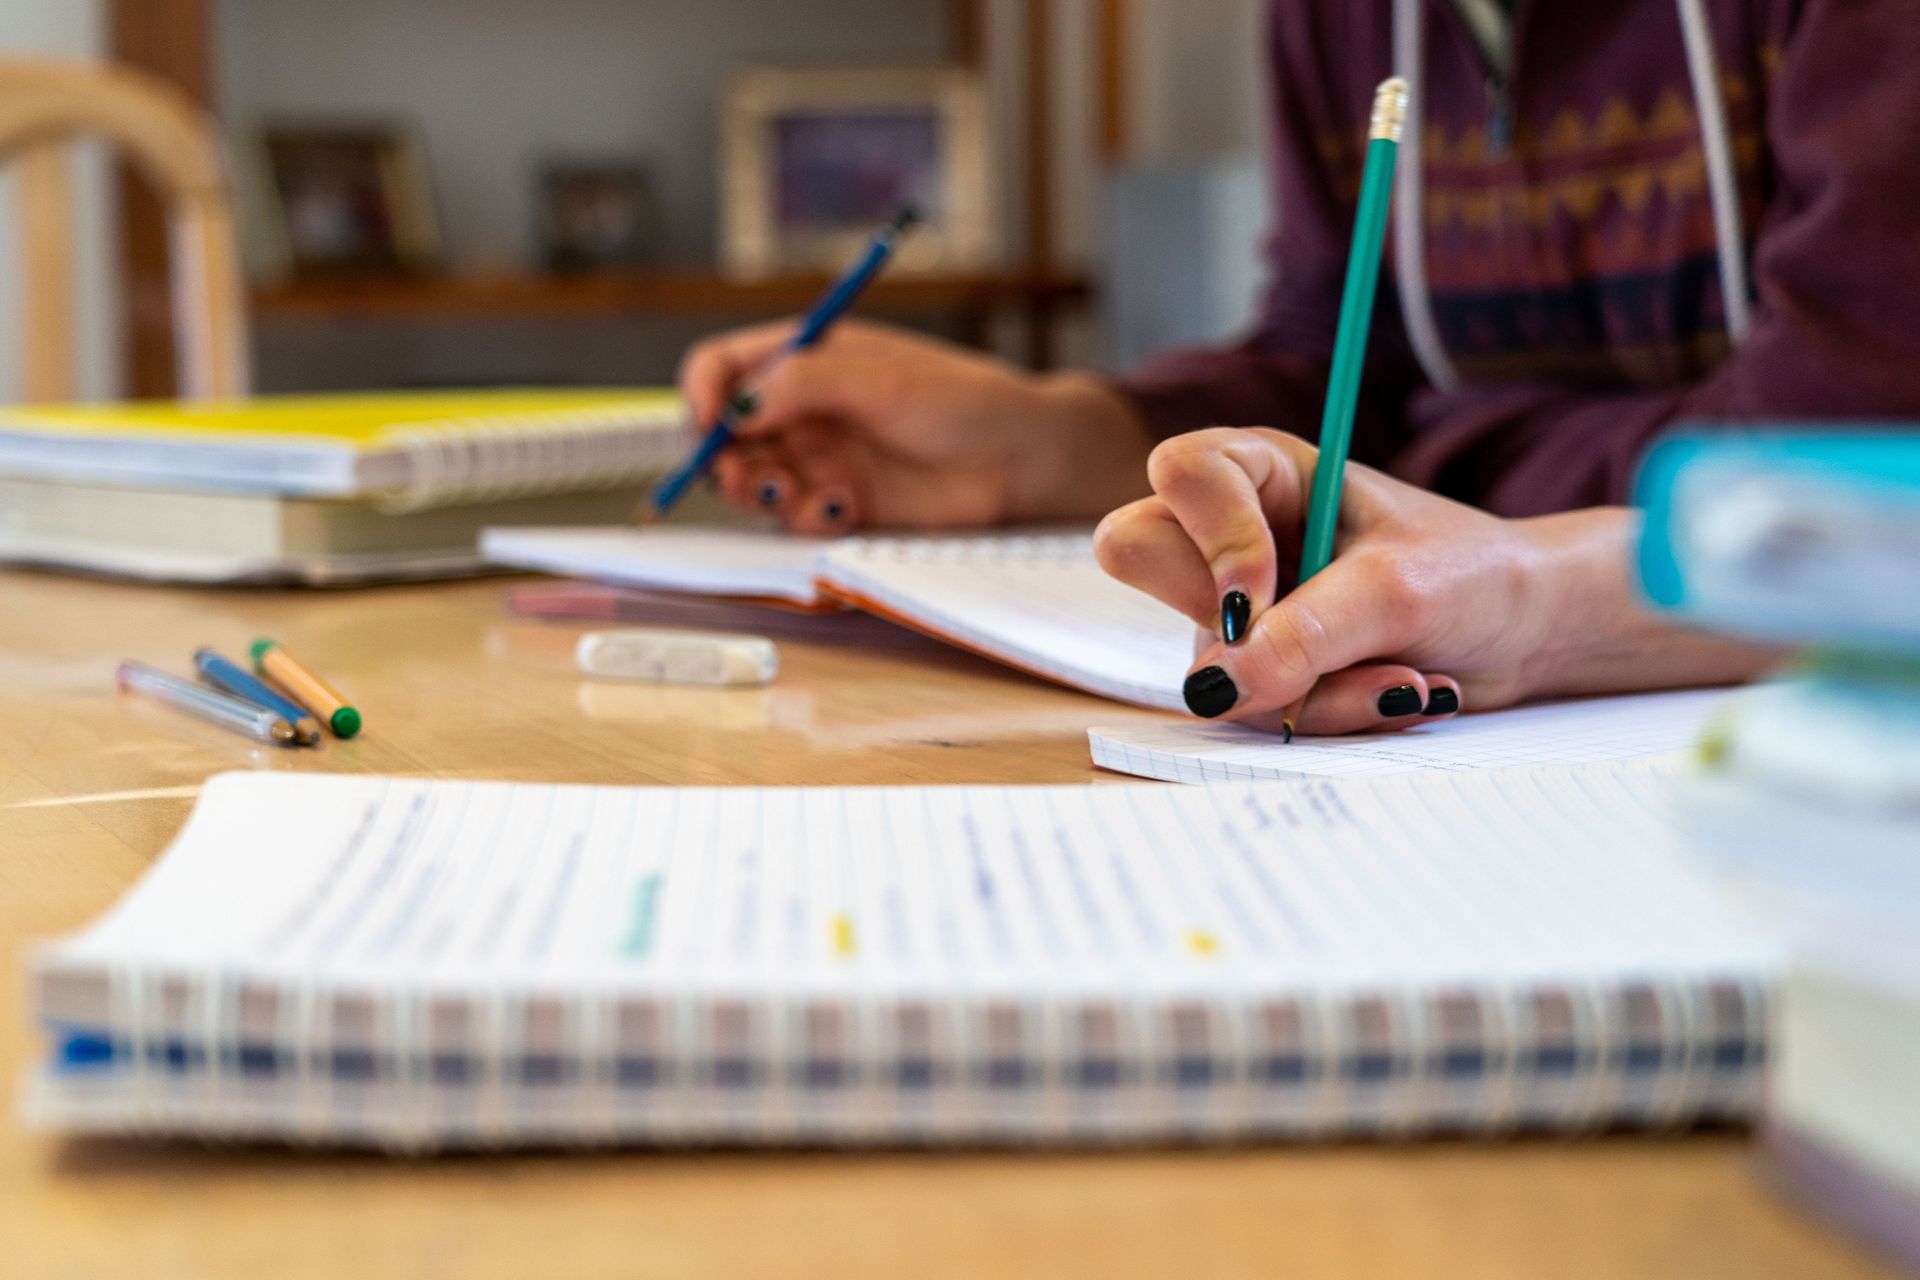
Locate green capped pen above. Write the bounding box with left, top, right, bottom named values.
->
left=251, top=638, right=362, bottom=739
left=1284, top=75, right=1409, bottom=739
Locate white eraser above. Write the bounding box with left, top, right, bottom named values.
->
left=575, top=628, right=778, bottom=687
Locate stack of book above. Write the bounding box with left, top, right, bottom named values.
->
left=0, top=388, right=690, bottom=584
left=1638, top=428, right=1920, bottom=1271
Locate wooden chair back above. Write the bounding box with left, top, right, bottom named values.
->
left=0, top=57, right=247, bottom=401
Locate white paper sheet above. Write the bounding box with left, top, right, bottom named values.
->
left=820, top=534, right=1194, bottom=709
left=481, top=525, right=829, bottom=603
left=481, top=525, right=1199, bottom=707
left=1090, top=688, right=1733, bottom=782
left=31, top=762, right=1776, bottom=1144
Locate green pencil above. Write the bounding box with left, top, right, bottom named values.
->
left=1285, top=75, right=1408, bottom=739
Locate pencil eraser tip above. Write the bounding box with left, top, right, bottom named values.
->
left=249, top=638, right=275, bottom=666
left=330, top=707, right=362, bottom=738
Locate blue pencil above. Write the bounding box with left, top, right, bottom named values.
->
left=642, top=206, right=919, bottom=521
left=194, top=647, right=323, bottom=746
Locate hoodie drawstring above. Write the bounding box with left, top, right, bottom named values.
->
left=1386, top=0, right=1753, bottom=394
left=1391, top=0, right=1460, bottom=391
left=1676, top=0, right=1755, bottom=341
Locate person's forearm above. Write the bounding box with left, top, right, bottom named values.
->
left=1520, top=507, right=1787, bottom=698
left=1003, top=373, right=1157, bottom=524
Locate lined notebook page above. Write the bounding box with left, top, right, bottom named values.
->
left=41, top=762, right=1765, bottom=1005
left=1090, top=689, right=1732, bottom=783
left=819, top=533, right=1193, bottom=710
left=480, top=526, right=829, bottom=603
left=32, top=764, right=1777, bottom=1145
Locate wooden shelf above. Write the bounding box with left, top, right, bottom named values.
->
left=251, top=268, right=1093, bottom=323
left=117, top=0, right=1123, bottom=379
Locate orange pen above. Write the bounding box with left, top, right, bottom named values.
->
left=250, top=638, right=362, bottom=739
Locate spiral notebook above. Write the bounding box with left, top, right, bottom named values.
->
left=28, top=762, right=1776, bottom=1149
left=0, top=390, right=690, bottom=583
left=482, top=526, right=1197, bottom=708
left=0, top=389, right=684, bottom=509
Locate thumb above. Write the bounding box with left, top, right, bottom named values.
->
left=1179, top=552, right=1417, bottom=720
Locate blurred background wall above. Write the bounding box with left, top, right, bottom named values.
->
left=0, top=0, right=1268, bottom=402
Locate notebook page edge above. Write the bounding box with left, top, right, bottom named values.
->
left=478, top=526, right=827, bottom=605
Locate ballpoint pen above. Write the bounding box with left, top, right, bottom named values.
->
left=195, top=646, right=323, bottom=745
left=117, top=660, right=298, bottom=747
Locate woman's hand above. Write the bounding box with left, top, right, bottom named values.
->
left=1094, top=428, right=1780, bottom=735
left=678, top=319, right=1155, bottom=533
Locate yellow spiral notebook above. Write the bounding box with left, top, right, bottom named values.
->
left=0, top=388, right=684, bottom=507
left=0, top=389, right=691, bottom=584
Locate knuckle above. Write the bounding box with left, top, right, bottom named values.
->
left=1145, top=429, right=1233, bottom=493
left=1144, top=440, right=1201, bottom=494
left=1211, top=543, right=1280, bottom=602
left=1358, top=548, right=1436, bottom=631
left=1144, top=434, right=1274, bottom=584
left=1091, top=502, right=1158, bottom=578
left=1246, top=427, right=1313, bottom=486
left=1244, top=426, right=1309, bottom=465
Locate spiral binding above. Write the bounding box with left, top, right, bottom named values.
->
left=201, top=965, right=234, bottom=1137
left=375, top=404, right=683, bottom=513
left=55, top=769, right=1772, bottom=1149
left=69, top=969, right=1768, bottom=1147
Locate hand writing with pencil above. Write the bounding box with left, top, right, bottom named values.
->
left=679, top=319, right=1154, bottom=534
left=1094, top=428, right=1781, bottom=736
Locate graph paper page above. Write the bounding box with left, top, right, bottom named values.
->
left=1089, top=688, right=1734, bottom=782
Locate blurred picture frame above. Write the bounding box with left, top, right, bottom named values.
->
left=721, top=66, right=995, bottom=279
left=243, top=123, right=441, bottom=280
left=536, top=162, right=661, bottom=272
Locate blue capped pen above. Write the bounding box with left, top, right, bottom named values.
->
left=641, top=206, right=919, bottom=522
left=193, top=646, right=323, bottom=746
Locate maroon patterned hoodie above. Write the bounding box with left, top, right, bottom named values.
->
left=1115, top=0, right=1920, bottom=516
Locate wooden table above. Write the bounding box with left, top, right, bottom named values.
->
left=0, top=569, right=1894, bottom=1280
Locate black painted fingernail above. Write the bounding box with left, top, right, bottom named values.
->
left=1423, top=687, right=1459, bottom=716
left=757, top=482, right=781, bottom=506
left=823, top=500, right=845, bottom=522
left=1377, top=684, right=1422, bottom=716
left=1221, top=590, right=1251, bottom=645
left=1182, top=666, right=1238, bottom=718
